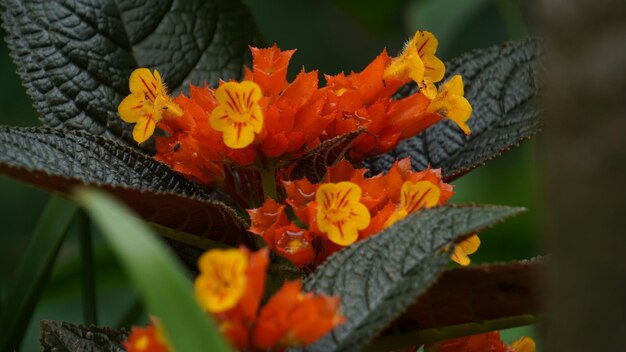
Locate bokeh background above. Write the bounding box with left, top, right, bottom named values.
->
left=0, top=0, right=538, bottom=350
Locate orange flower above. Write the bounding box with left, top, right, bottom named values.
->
left=425, top=331, right=535, bottom=352
left=272, top=223, right=316, bottom=268
left=123, top=325, right=169, bottom=352
left=191, top=247, right=342, bottom=350
left=253, top=281, right=345, bottom=349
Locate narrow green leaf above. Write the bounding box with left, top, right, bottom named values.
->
left=1, top=0, right=262, bottom=146
left=0, top=196, right=78, bottom=352
left=365, top=39, right=542, bottom=181
left=40, top=320, right=128, bottom=352
left=75, top=188, right=230, bottom=352
left=77, top=210, right=98, bottom=326
left=298, top=204, right=525, bottom=352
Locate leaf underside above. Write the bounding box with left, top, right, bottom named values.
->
left=0, top=126, right=250, bottom=245
left=40, top=320, right=128, bottom=352
left=287, top=130, right=363, bottom=183
left=391, top=259, right=542, bottom=332
left=364, top=38, right=542, bottom=181
left=296, top=204, right=525, bottom=352
left=1, top=0, right=262, bottom=146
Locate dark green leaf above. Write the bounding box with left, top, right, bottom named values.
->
left=76, top=188, right=231, bottom=352
left=0, top=197, right=78, bottom=352
left=364, top=39, right=542, bottom=181
left=287, top=130, right=362, bottom=183
left=1, top=0, right=262, bottom=146
left=298, top=204, right=525, bottom=352
left=40, top=320, right=128, bottom=352
left=0, top=126, right=249, bottom=245
left=392, top=259, right=541, bottom=331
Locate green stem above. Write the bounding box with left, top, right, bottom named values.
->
left=260, top=167, right=279, bottom=201
left=77, top=210, right=98, bottom=326
left=151, top=223, right=230, bottom=250
left=364, top=314, right=536, bottom=352
left=0, top=196, right=78, bottom=351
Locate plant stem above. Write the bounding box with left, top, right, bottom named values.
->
left=260, top=167, right=278, bottom=201
left=151, top=223, right=230, bottom=250
left=364, top=314, right=536, bottom=352
left=77, top=210, right=98, bottom=326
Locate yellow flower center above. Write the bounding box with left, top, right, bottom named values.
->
left=427, top=75, right=473, bottom=135
left=118, top=68, right=183, bottom=143
left=209, top=81, right=264, bottom=149
left=316, top=182, right=371, bottom=246
left=385, top=180, right=441, bottom=227
left=194, top=249, right=248, bottom=313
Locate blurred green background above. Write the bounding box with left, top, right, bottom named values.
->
left=0, top=0, right=537, bottom=350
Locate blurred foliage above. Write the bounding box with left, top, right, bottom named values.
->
left=0, top=0, right=536, bottom=349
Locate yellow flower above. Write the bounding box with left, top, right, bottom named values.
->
left=316, top=182, right=371, bottom=246
left=511, top=336, right=536, bottom=352
left=427, top=75, right=473, bottom=135
left=118, top=68, right=183, bottom=143
left=210, top=81, right=264, bottom=149
left=194, top=249, right=248, bottom=313
left=384, top=30, right=445, bottom=98
left=385, top=180, right=441, bottom=228
left=450, top=234, right=481, bottom=266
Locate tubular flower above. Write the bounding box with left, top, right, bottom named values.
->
left=191, top=247, right=344, bottom=350
left=315, top=182, right=371, bottom=246
left=253, top=281, right=345, bottom=349
left=425, top=331, right=535, bottom=352
left=450, top=234, right=481, bottom=266
left=249, top=158, right=454, bottom=268
left=123, top=325, right=169, bottom=352
left=427, top=75, right=473, bottom=135
left=194, top=248, right=249, bottom=313
left=118, top=68, right=183, bottom=143
left=209, top=81, right=264, bottom=149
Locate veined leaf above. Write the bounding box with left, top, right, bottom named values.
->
left=76, top=188, right=231, bottom=352
left=365, top=39, right=541, bottom=181
left=393, top=259, right=541, bottom=331
left=287, top=130, right=363, bottom=183
left=0, top=127, right=249, bottom=245
left=297, top=205, right=524, bottom=352
left=40, top=320, right=128, bottom=352
left=1, top=0, right=261, bottom=146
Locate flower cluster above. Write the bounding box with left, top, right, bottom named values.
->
left=118, top=31, right=472, bottom=186
left=248, top=158, right=480, bottom=268
left=124, top=248, right=344, bottom=351
left=194, top=248, right=344, bottom=349
left=426, top=331, right=536, bottom=352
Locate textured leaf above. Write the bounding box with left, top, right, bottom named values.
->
left=287, top=130, right=362, bottom=183
left=1, top=0, right=261, bottom=146
left=364, top=39, right=542, bottom=181
left=297, top=205, right=525, bottom=352
left=0, top=126, right=249, bottom=245
left=40, top=320, right=128, bottom=352
left=393, top=259, right=541, bottom=331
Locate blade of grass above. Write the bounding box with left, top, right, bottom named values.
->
left=77, top=210, right=98, bottom=325
left=0, top=196, right=78, bottom=351
left=75, top=188, right=231, bottom=352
